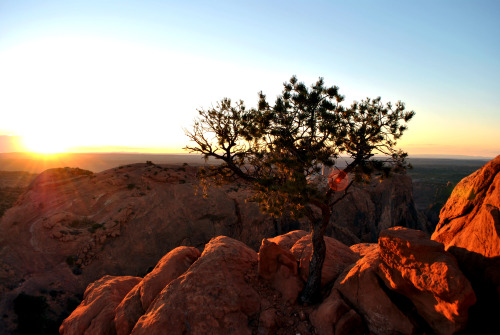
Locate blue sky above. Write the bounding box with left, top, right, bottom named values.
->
left=0, top=0, right=499, bottom=157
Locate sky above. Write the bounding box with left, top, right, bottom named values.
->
left=0, top=0, right=499, bottom=158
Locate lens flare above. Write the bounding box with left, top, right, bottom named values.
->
left=328, top=169, right=349, bottom=191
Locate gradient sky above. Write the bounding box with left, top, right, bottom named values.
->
left=0, top=0, right=499, bottom=157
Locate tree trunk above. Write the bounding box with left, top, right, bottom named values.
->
left=299, top=202, right=331, bottom=305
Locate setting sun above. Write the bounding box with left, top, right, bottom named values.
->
left=22, top=134, right=69, bottom=154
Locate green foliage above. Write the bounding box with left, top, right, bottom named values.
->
left=185, top=76, right=414, bottom=221
left=185, top=76, right=414, bottom=303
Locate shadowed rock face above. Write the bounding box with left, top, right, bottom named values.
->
left=328, top=173, right=430, bottom=244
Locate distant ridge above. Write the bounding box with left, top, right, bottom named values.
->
left=407, top=154, right=493, bottom=160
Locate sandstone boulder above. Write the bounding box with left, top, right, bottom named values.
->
left=309, top=289, right=364, bottom=335
left=114, top=246, right=201, bottom=335
left=114, top=284, right=143, bottom=335
left=334, top=247, right=415, bottom=335
left=291, top=235, right=359, bottom=287
left=378, top=227, right=476, bottom=335
left=258, top=239, right=303, bottom=303
left=432, top=155, right=500, bottom=334
left=349, top=243, right=378, bottom=258
left=139, top=246, right=201, bottom=310
left=60, top=275, right=141, bottom=335
left=131, top=236, right=261, bottom=334
left=432, top=155, right=500, bottom=257
left=267, top=230, right=308, bottom=250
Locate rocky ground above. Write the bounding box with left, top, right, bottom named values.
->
left=59, top=155, right=499, bottom=334
left=0, top=156, right=497, bottom=334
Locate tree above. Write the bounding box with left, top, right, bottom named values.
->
left=185, top=76, right=414, bottom=304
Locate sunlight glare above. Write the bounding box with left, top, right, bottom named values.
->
left=22, top=134, right=69, bottom=154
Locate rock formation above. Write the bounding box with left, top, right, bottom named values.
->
left=59, top=275, right=141, bottom=335
left=60, top=226, right=479, bottom=335
left=0, top=161, right=449, bottom=333
left=432, top=155, right=500, bottom=334
left=0, top=164, right=275, bottom=333
left=378, top=227, right=475, bottom=335
left=328, top=173, right=431, bottom=244
left=432, top=155, right=500, bottom=257
left=290, top=235, right=359, bottom=287
left=334, top=244, right=416, bottom=335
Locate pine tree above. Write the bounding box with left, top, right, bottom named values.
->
left=185, top=76, right=414, bottom=303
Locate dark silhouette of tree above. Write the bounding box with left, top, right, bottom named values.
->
left=185, top=76, right=414, bottom=304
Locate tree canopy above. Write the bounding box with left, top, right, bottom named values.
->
left=185, top=76, right=414, bottom=303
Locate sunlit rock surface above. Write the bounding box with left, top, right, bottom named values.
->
left=432, top=155, right=500, bottom=335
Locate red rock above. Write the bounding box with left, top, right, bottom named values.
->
left=131, top=236, right=260, bottom=334
left=258, top=308, right=277, bottom=334
left=267, top=230, right=308, bottom=250
left=432, top=156, right=500, bottom=334
left=114, top=285, right=143, bottom=335
left=328, top=173, right=430, bottom=243
left=350, top=243, right=378, bottom=258
left=432, top=155, right=500, bottom=257
left=60, top=275, right=141, bottom=335
left=378, top=227, right=476, bottom=335
left=258, top=239, right=303, bottom=303
left=309, top=289, right=364, bottom=335
left=334, top=247, right=415, bottom=335
left=291, top=235, right=359, bottom=287
left=139, top=246, right=201, bottom=310
left=114, top=246, right=201, bottom=335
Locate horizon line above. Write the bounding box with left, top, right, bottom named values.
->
left=0, top=151, right=495, bottom=160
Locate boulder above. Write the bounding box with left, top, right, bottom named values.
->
left=60, top=275, right=141, bottom=335
left=291, top=235, right=359, bottom=287
left=131, top=236, right=261, bottom=334
left=114, top=246, right=201, bottom=335
left=349, top=243, right=378, bottom=258
left=267, top=230, right=308, bottom=250
left=114, top=284, right=143, bottom=335
left=258, top=239, right=303, bottom=303
left=432, top=155, right=500, bottom=334
left=309, top=289, right=364, bottom=335
left=139, top=246, right=201, bottom=310
left=334, top=247, right=415, bottom=335
left=432, top=155, right=500, bottom=257
left=378, top=227, right=476, bottom=335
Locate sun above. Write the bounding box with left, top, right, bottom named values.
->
left=22, top=134, right=69, bottom=154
